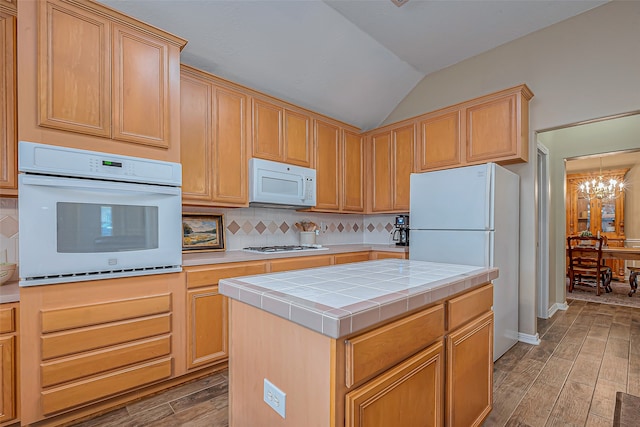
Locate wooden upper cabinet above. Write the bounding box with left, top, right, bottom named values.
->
left=314, top=119, right=341, bottom=211
left=38, top=0, right=111, bottom=137
left=342, top=130, right=364, bottom=212
left=417, top=110, right=461, bottom=172
left=34, top=0, right=185, bottom=155
left=251, top=98, right=282, bottom=161
left=392, top=124, right=413, bottom=211
left=466, top=85, right=532, bottom=164
left=369, top=123, right=414, bottom=213
left=180, top=70, right=214, bottom=202
left=370, top=131, right=393, bottom=212
left=0, top=9, right=16, bottom=194
left=283, top=109, right=311, bottom=166
left=251, top=97, right=312, bottom=167
left=415, top=84, right=532, bottom=172
left=180, top=65, right=248, bottom=207
left=111, top=23, right=169, bottom=147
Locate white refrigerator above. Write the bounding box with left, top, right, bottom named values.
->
left=409, top=163, right=519, bottom=361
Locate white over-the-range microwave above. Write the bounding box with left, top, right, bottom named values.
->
left=248, top=158, right=316, bottom=209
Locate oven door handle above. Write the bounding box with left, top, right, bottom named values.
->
left=20, top=175, right=181, bottom=196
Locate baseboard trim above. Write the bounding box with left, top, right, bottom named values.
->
left=518, top=332, right=541, bottom=345
left=547, top=301, right=569, bottom=318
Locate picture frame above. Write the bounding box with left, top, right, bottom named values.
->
left=182, top=213, right=226, bottom=252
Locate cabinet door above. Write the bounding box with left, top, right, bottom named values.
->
left=314, top=120, right=341, bottom=211
left=342, top=130, right=364, bottom=212
left=0, top=11, right=16, bottom=192
left=370, top=131, right=393, bottom=212
left=446, top=311, right=493, bottom=427
left=252, top=98, right=282, bottom=161
left=0, top=335, right=15, bottom=423
left=392, top=124, right=414, bottom=211
left=187, top=286, right=228, bottom=369
left=112, top=23, right=170, bottom=148
left=284, top=109, right=311, bottom=167
left=345, top=341, right=443, bottom=427
left=212, top=86, right=249, bottom=206
left=180, top=72, right=214, bottom=202
left=38, top=0, right=111, bottom=137
left=466, top=94, right=518, bottom=163
left=418, top=111, right=461, bottom=171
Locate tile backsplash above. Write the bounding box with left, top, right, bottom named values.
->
left=0, top=198, right=19, bottom=281
left=185, top=207, right=400, bottom=250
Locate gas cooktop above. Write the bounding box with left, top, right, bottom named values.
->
left=243, top=245, right=328, bottom=254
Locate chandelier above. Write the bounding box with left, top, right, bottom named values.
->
left=578, top=158, right=625, bottom=201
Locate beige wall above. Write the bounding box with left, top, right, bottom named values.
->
left=383, top=1, right=640, bottom=337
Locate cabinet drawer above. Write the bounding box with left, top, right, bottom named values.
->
left=345, top=304, right=444, bottom=387
left=269, top=255, right=333, bottom=272
left=41, top=294, right=171, bottom=333
left=41, top=357, right=172, bottom=415
left=334, top=252, right=370, bottom=265
left=41, top=335, right=171, bottom=387
left=447, top=283, right=493, bottom=331
left=186, top=261, right=267, bottom=288
left=42, top=314, right=171, bottom=360
left=0, top=305, right=16, bottom=334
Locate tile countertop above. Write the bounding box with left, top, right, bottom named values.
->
left=182, top=243, right=408, bottom=267
left=219, top=259, right=498, bottom=339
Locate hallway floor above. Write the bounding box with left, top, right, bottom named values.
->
left=71, top=298, right=640, bottom=427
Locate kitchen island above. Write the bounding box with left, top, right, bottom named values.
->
left=220, top=259, right=498, bottom=427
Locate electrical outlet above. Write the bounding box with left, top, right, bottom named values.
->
left=264, top=378, right=286, bottom=418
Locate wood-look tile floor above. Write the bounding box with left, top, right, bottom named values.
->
left=484, top=298, right=640, bottom=427
left=72, top=298, right=640, bottom=427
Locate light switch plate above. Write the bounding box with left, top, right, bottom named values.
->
left=264, top=378, right=286, bottom=418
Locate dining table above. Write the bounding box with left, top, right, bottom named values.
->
left=601, top=247, right=640, bottom=296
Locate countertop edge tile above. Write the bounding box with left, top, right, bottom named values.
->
left=220, top=260, right=498, bottom=339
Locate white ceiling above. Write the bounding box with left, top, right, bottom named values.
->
left=99, top=0, right=607, bottom=130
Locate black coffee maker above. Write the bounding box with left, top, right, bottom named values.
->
left=393, top=215, right=409, bottom=246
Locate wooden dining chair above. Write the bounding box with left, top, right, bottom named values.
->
left=567, top=236, right=613, bottom=296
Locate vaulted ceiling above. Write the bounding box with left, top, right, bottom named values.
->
left=99, top=0, right=607, bottom=131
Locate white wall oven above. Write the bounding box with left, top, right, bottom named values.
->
left=18, top=142, right=183, bottom=286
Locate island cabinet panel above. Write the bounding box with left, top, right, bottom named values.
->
left=180, top=65, right=249, bottom=207
left=19, top=0, right=186, bottom=162
left=417, top=110, right=461, bottom=171
left=0, top=303, right=17, bottom=425
left=345, top=304, right=444, bottom=388
left=0, top=8, right=17, bottom=195
left=345, top=341, right=444, bottom=427
left=19, top=273, right=184, bottom=425
left=446, top=311, right=493, bottom=427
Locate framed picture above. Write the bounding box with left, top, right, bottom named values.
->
left=182, top=213, right=226, bottom=252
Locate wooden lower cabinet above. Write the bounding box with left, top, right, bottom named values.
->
left=0, top=303, right=17, bottom=425
left=370, top=251, right=408, bottom=260
left=446, top=311, right=494, bottom=427
left=345, top=341, right=444, bottom=427
left=187, top=287, right=228, bottom=369
left=19, top=273, right=184, bottom=425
